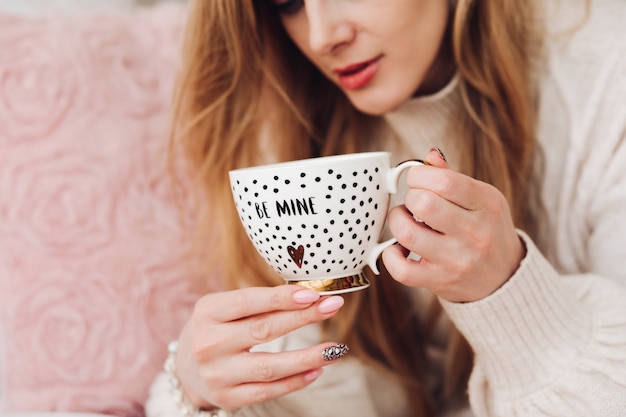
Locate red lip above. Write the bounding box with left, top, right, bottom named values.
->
left=334, top=55, right=382, bottom=90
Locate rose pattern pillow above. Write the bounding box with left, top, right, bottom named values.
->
left=0, top=4, right=203, bottom=416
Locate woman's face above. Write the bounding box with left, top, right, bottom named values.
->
left=272, top=0, right=452, bottom=115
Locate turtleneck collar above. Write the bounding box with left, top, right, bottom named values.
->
left=381, top=73, right=462, bottom=170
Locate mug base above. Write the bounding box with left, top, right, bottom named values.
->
left=286, top=272, right=370, bottom=295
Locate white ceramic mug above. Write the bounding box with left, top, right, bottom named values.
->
left=229, top=152, right=423, bottom=294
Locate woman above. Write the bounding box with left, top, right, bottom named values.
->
left=146, top=0, right=626, bottom=416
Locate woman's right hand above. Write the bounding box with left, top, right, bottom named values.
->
left=174, top=285, right=347, bottom=411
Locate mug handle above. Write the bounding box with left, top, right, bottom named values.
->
left=366, top=159, right=425, bottom=274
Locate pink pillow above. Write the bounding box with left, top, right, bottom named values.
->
left=0, top=4, right=201, bottom=415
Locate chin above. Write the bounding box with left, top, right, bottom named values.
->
left=348, top=96, right=403, bottom=116
left=346, top=87, right=411, bottom=116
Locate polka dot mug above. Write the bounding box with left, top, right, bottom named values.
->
left=229, top=152, right=423, bottom=294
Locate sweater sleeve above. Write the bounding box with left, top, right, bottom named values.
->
left=439, top=231, right=626, bottom=417
left=439, top=2, right=626, bottom=414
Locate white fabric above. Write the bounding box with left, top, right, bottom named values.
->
left=146, top=0, right=626, bottom=415
left=439, top=0, right=626, bottom=413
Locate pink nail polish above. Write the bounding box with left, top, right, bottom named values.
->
left=318, top=296, right=344, bottom=314
left=292, top=289, right=320, bottom=304
left=429, top=146, right=447, bottom=162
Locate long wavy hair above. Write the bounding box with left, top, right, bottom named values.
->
left=171, top=0, right=544, bottom=415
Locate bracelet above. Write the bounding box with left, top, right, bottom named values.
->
left=164, top=340, right=232, bottom=417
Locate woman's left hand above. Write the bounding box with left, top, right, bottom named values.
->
left=382, top=149, right=526, bottom=303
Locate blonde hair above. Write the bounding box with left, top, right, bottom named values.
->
left=171, top=0, right=543, bottom=414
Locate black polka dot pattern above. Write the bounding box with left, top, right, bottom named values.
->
left=230, top=153, right=392, bottom=280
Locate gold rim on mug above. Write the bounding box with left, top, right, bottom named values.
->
left=286, top=272, right=370, bottom=295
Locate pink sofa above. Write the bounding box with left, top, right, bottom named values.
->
left=0, top=3, right=202, bottom=415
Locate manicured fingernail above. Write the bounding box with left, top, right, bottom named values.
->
left=322, top=344, right=349, bottom=361
left=318, top=296, right=344, bottom=314
left=430, top=146, right=447, bottom=162
left=292, top=289, right=321, bottom=304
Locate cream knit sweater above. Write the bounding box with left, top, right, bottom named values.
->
left=146, top=0, right=626, bottom=416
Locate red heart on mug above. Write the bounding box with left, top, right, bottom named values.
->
left=287, top=245, right=305, bottom=268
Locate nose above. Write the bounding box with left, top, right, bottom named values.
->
left=306, top=1, right=355, bottom=54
